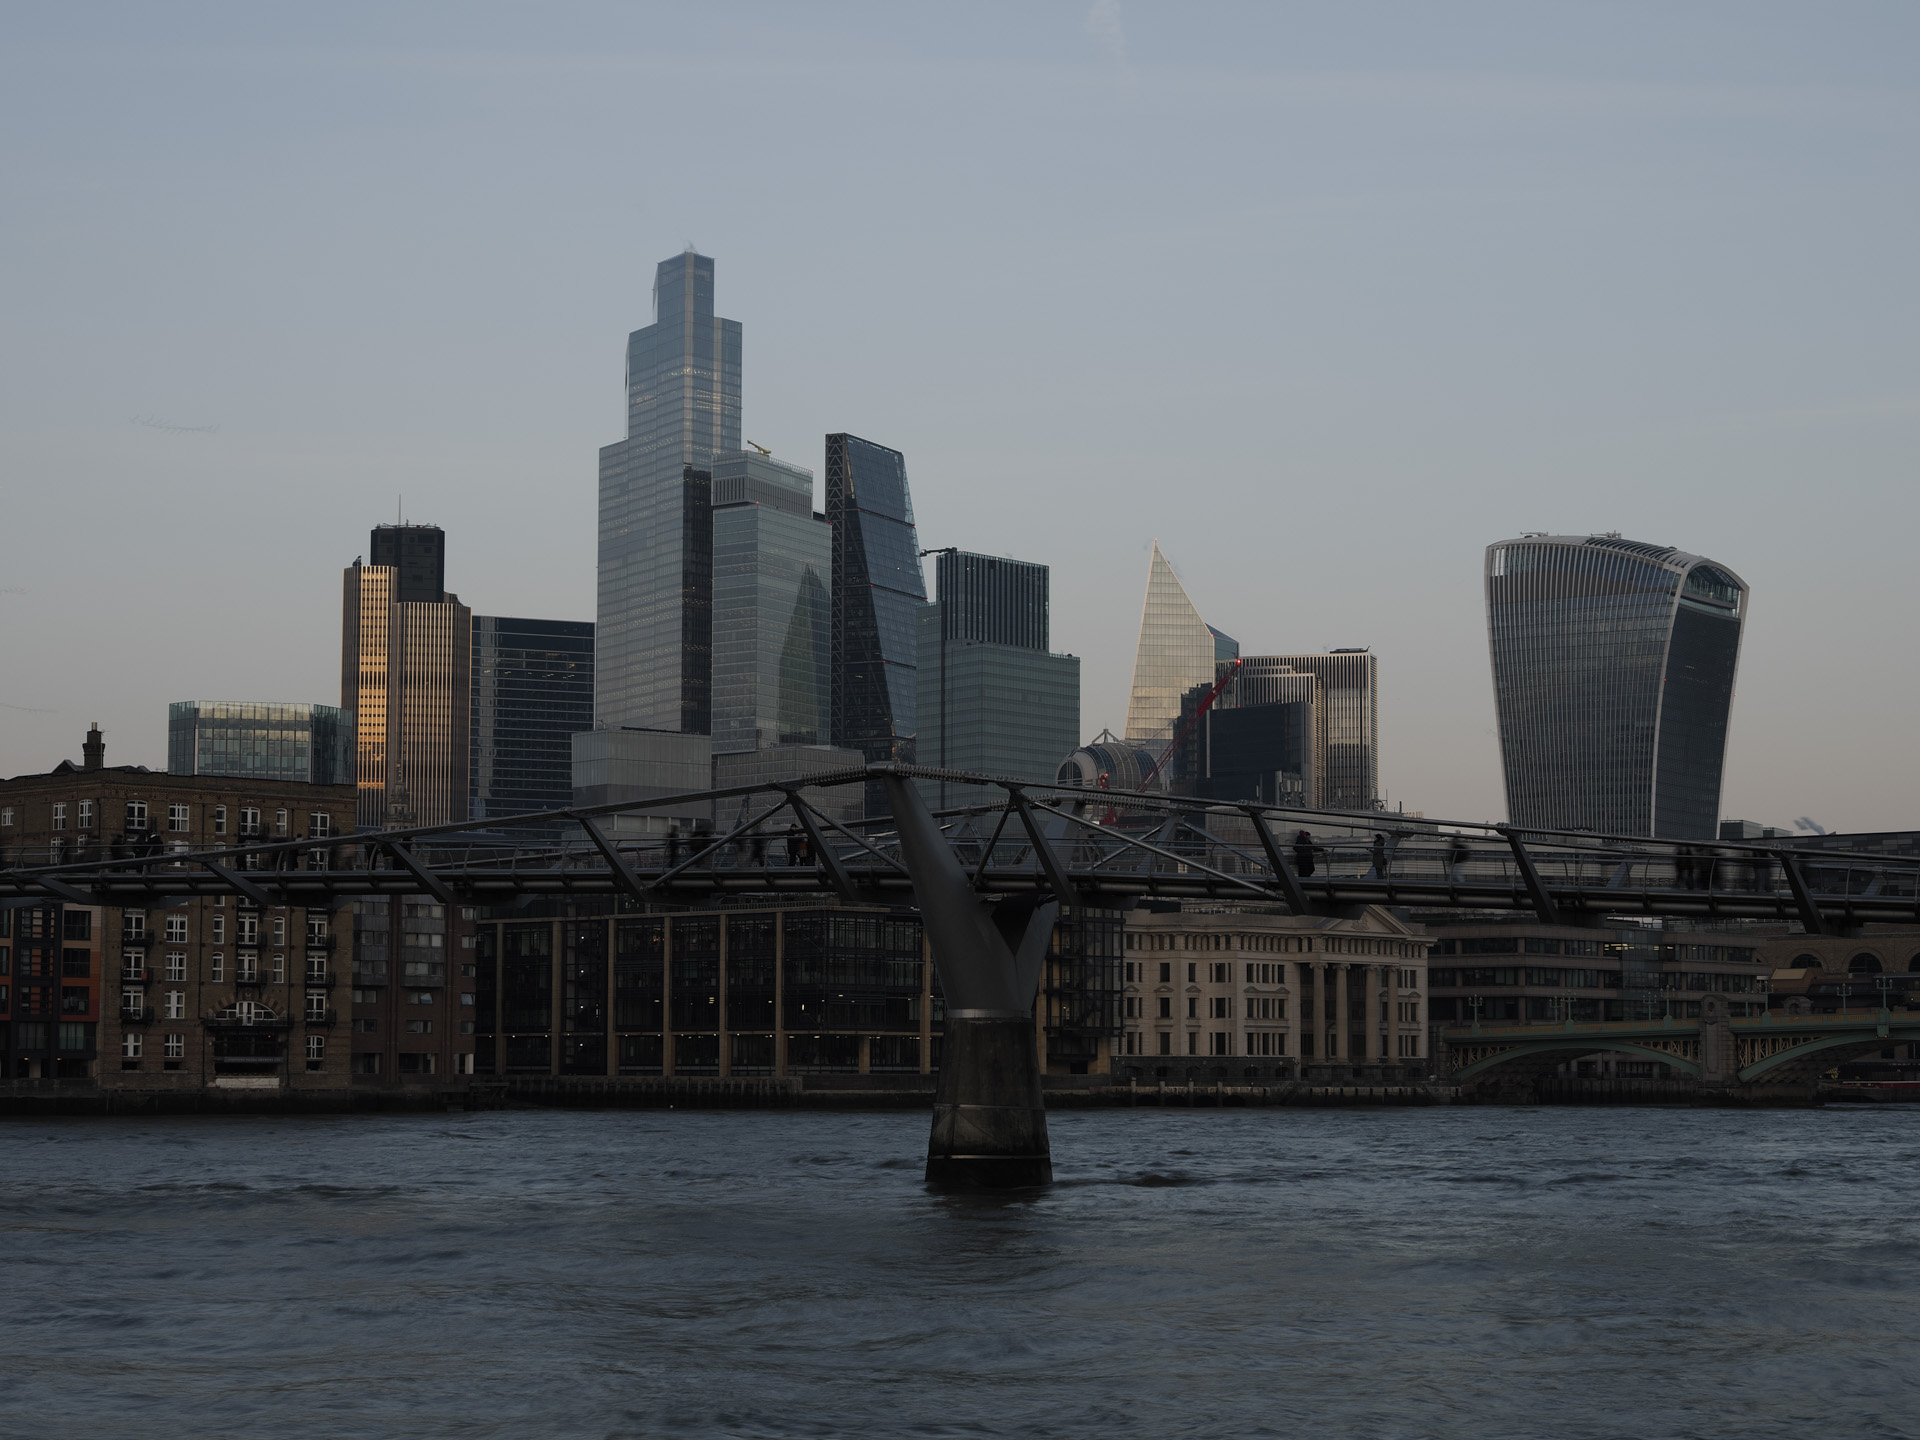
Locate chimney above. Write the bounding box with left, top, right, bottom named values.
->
left=83, top=724, right=104, bottom=771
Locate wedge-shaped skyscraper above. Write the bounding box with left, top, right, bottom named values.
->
left=827, top=433, right=926, bottom=765
left=1485, top=534, right=1747, bottom=840
left=1124, top=542, right=1236, bottom=744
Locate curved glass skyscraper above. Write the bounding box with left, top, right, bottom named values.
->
left=1485, top=534, right=1747, bottom=840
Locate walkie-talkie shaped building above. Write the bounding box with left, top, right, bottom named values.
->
left=1485, top=534, right=1747, bottom=840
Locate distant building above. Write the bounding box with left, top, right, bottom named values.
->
left=471, top=616, right=594, bottom=832
left=1486, top=534, right=1747, bottom=839
left=827, top=433, right=927, bottom=812
left=342, top=523, right=472, bottom=829
left=370, top=522, right=447, bottom=604
left=710, top=450, right=831, bottom=755
left=1124, top=542, right=1236, bottom=745
left=167, top=702, right=352, bottom=787
left=1172, top=688, right=1318, bottom=808
left=596, top=249, right=739, bottom=734
left=917, top=552, right=1079, bottom=809
left=1242, top=653, right=1376, bottom=812
left=570, top=727, right=711, bottom=839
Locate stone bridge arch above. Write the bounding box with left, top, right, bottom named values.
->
left=1450, top=1037, right=1702, bottom=1083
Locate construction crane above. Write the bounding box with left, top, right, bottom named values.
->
left=1139, top=658, right=1242, bottom=791
left=746, top=440, right=772, bottom=456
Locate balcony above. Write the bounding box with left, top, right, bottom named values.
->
left=305, top=935, right=338, bottom=953
left=303, top=1008, right=340, bottom=1026
left=120, top=1006, right=151, bottom=1025
left=304, top=970, right=337, bottom=989
left=120, top=967, right=148, bottom=984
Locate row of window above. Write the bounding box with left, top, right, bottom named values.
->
left=1126, top=931, right=1418, bottom=958
left=1123, top=961, right=1422, bottom=989
left=1, top=802, right=335, bottom=837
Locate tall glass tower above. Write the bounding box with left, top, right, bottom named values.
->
left=1124, top=542, right=1236, bottom=744
left=471, top=617, right=595, bottom=832
left=596, top=249, right=741, bottom=733
left=826, top=433, right=926, bottom=767
left=1485, top=534, right=1747, bottom=840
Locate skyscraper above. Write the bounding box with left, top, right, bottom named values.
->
left=370, top=524, right=446, bottom=604
left=1485, top=533, right=1748, bottom=839
left=342, top=524, right=472, bottom=829
left=916, top=552, right=1079, bottom=808
left=710, top=451, right=831, bottom=754
left=1124, top=542, right=1236, bottom=744
left=596, top=249, right=741, bottom=734
left=1244, top=652, right=1377, bottom=812
left=167, top=702, right=352, bottom=786
left=471, top=617, right=595, bottom=831
left=827, top=433, right=927, bottom=768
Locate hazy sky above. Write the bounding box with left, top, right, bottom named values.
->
left=3, top=2, right=1916, bottom=831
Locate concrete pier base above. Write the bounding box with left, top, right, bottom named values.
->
left=926, top=1015, right=1052, bottom=1188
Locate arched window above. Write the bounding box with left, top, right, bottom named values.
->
left=1792, top=953, right=1819, bottom=969
left=1910, top=954, right=1920, bottom=974
left=1848, top=953, right=1882, bottom=975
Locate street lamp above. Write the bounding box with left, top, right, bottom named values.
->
left=920, top=546, right=958, bottom=811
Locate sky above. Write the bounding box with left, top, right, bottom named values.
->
left=2, top=1, right=1916, bottom=830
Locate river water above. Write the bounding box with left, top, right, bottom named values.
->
left=2, top=1105, right=1916, bottom=1439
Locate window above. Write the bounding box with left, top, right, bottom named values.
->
left=306, top=1035, right=325, bottom=1070
left=357, top=1054, right=382, bottom=1075
left=57, top=1022, right=87, bottom=1052
left=460, top=1020, right=475, bottom=1035
left=1157, top=996, right=1171, bottom=1019
left=1186, top=1032, right=1198, bottom=1055
left=122, top=986, right=145, bottom=1016
left=1, top=807, right=12, bottom=826
left=353, top=1018, right=378, bottom=1034
left=1186, top=997, right=1198, bottom=1018
left=274, top=809, right=289, bottom=837
left=272, top=917, right=285, bottom=945
left=309, top=812, right=332, bottom=839
left=236, top=916, right=257, bottom=945
left=1187, top=963, right=1197, bottom=983
left=209, top=952, right=224, bottom=982
left=123, top=910, right=147, bottom=941
left=406, top=1019, right=433, bottom=1034
left=52, top=802, right=67, bottom=831
left=213, top=806, right=227, bottom=836
left=271, top=954, right=285, bottom=984
left=398, top=1053, right=436, bottom=1075
left=306, top=992, right=327, bottom=1021
left=126, top=801, right=149, bottom=832
left=122, top=1031, right=142, bottom=1059
left=307, top=918, right=328, bottom=946
left=410, top=991, right=433, bottom=1005
left=168, top=803, right=189, bottom=833
left=165, top=991, right=184, bottom=1020
left=62, top=910, right=91, bottom=941
left=211, top=916, right=225, bottom=944
left=164, top=1033, right=184, bottom=1059
left=78, top=800, right=93, bottom=829
left=163, top=952, right=185, bottom=981
left=1158, top=1032, right=1171, bottom=1055
left=460, top=992, right=474, bottom=1006
left=239, top=807, right=261, bottom=838
left=1158, top=963, right=1171, bottom=983
left=164, top=916, right=188, bottom=944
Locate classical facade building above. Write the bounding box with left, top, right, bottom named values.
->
left=1115, top=904, right=1430, bottom=1083
left=0, top=727, right=355, bottom=1094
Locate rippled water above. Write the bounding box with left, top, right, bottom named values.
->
left=2, top=1105, right=1917, bottom=1438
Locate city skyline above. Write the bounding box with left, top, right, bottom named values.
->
left=3, top=5, right=1916, bottom=833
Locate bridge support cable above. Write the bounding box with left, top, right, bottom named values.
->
left=1499, top=828, right=1563, bottom=926
left=1018, top=796, right=1280, bottom=907
left=881, top=774, right=1054, bottom=1189
left=573, top=815, right=650, bottom=903
left=785, top=792, right=861, bottom=904
left=1773, top=852, right=1831, bottom=937
left=380, top=840, right=457, bottom=908
left=201, top=857, right=275, bottom=910
left=1244, top=812, right=1312, bottom=915
left=1006, top=789, right=1083, bottom=907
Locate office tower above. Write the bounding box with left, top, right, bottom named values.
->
left=1243, top=652, right=1376, bottom=811
left=370, top=524, right=446, bottom=604
left=471, top=617, right=595, bottom=831
left=596, top=249, right=740, bottom=735
left=916, top=552, right=1080, bottom=808
left=710, top=451, right=831, bottom=754
left=1124, top=542, right=1237, bottom=744
left=167, top=702, right=353, bottom=786
left=341, top=524, right=472, bottom=829
left=1171, top=672, right=1320, bottom=808
left=827, top=433, right=927, bottom=767
left=1485, top=533, right=1747, bottom=839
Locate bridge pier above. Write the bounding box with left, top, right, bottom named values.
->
left=884, top=774, right=1057, bottom=1189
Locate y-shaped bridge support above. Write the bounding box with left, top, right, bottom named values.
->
left=884, top=775, right=1058, bottom=1188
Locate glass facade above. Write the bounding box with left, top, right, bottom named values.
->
left=597, top=250, right=741, bottom=733
left=1486, top=535, right=1746, bottom=840
left=369, top=524, right=446, bottom=604
left=471, top=616, right=595, bottom=831
left=827, top=434, right=926, bottom=773
left=1244, top=652, right=1378, bottom=811
left=1124, top=542, right=1235, bottom=744
left=167, top=702, right=352, bottom=786
left=933, top=551, right=1049, bottom=650
left=710, top=452, right=831, bottom=754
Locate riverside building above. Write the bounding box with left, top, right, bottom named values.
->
left=1114, top=904, right=1430, bottom=1084
left=1485, top=533, right=1747, bottom=839
left=0, top=727, right=356, bottom=1094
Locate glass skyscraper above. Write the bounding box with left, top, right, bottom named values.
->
left=916, top=552, right=1079, bottom=809
left=597, top=249, right=741, bottom=734
left=167, top=702, right=352, bottom=785
left=1245, top=652, right=1378, bottom=812
left=471, top=617, right=595, bottom=831
left=710, top=451, right=831, bottom=754
left=1485, top=534, right=1748, bottom=840
left=1124, top=541, right=1236, bottom=744
left=827, top=433, right=926, bottom=767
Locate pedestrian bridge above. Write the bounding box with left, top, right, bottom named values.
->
left=1444, top=1003, right=1920, bottom=1091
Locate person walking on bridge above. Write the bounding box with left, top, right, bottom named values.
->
left=1371, top=832, right=1389, bottom=879
left=1446, top=835, right=1470, bottom=881
left=1293, top=829, right=1316, bottom=878
left=784, top=823, right=802, bottom=866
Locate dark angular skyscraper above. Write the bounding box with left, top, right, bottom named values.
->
left=826, top=433, right=927, bottom=769
left=370, top=523, right=447, bottom=604
left=1485, top=533, right=1747, bottom=840
left=471, top=616, right=595, bottom=833
left=596, top=249, right=740, bottom=733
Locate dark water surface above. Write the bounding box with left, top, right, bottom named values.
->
left=2, top=1106, right=1917, bottom=1438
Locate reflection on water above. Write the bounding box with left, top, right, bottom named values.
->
left=2, top=1106, right=1916, bottom=1438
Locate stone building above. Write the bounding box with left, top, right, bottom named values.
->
left=0, top=726, right=356, bottom=1095
left=1115, top=903, right=1430, bottom=1083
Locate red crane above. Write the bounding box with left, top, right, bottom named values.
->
left=1139, top=658, right=1242, bottom=791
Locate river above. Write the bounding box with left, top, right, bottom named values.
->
left=1, top=1105, right=1914, bottom=1438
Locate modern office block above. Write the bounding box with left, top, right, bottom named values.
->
left=916, top=551, right=1078, bottom=808
left=596, top=249, right=740, bottom=734
left=570, top=727, right=712, bottom=839
left=342, top=524, right=472, bottom=830
left=166, top=702, right=352, bottom=786
left=1485, top=533, right=1747, bottom=839
left=1124, top=542, right=1236, bottom=745
left=1241, top=653, right=1373, bottom=811
left=710, top=451, right=831, bottom=755
left=370, top=523, right=446, bottom=605
left=471, top=616, right=595, bottom=831
left=827, top=433, right=926, bottom=769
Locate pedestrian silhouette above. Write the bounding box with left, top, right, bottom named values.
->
left=1293, top=829, right=1316, bottom=878
left=784, top=823, right=802, bottom=866
left=1371, top=833, right=1388, bottom=878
